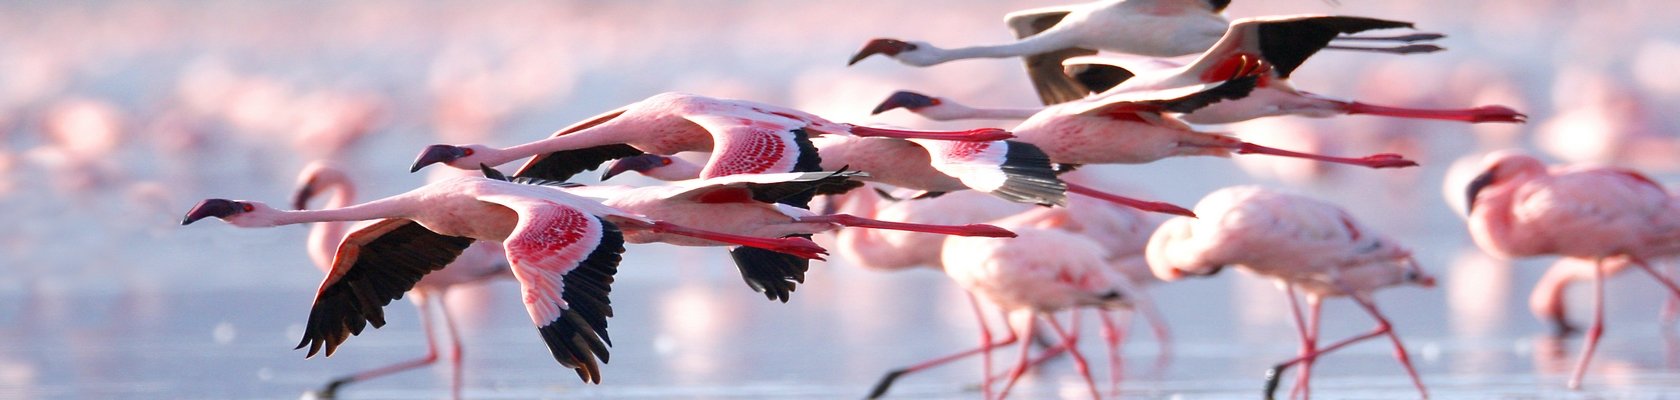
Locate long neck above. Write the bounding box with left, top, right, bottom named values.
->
left=305, top=182, right=358, bottom=270
left=274, top=195, right=412, bottom=226
left=949, top=102, right=1041, bottom=120
left=493, top=122, right=631, bottom=166
left=932, top=35, right=1071, bottom=64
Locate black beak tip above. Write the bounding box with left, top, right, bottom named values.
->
left=1465, top=169, right=1497, bottom=215
left=182, top=199, right=241, bottom=226
left=410, top=144, right=464, bottom=173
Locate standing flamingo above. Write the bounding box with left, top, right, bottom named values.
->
left=1464, top=150, right=1680, bottom=390
left=850, top=5, right=1442, bottom=105
left=407, top=92, right=1012, bottom=184
left=1147, top=186, right=1434, bottom=399
left=940, top=206, right=1141, bottom=400
left=561, top=170, right=1016, bottom=302
left=291, top=161, right=509, bottom=399
left=181, top=175, right=825, bottom=384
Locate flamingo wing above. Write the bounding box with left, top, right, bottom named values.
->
left=1182, top=15, right=1419, bottom=81
left=685, top=113, right=822, bottom=179
left=664, top=170, right=866, bottom=205
left=479, top=194, right=627, bottom=384
left=296, top=218, right=474, bottom=358
left=1067, top=73, right=1259, bottom=117
left=911, top=139, right=1068, bottom=206
left=1006, top=7, right=1096, bottom=105
left=513, top=107, right=645, bottom=181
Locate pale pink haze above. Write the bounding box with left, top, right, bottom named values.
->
left=1147, top=186, right=1433, bottom=399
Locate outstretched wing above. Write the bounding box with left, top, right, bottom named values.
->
left=1006, top=6, right=1096, bottom=105
left=479, top=194, right=626, bottom=384
left=687, top=113, right=823, bottom=179
left=1066, top=74, right=1260, bottom=117
left=911, top=139, right=1068, bottom=206
left=296, top=219, right=474, bottom=358
left=663, top=170, right=867, bottom=205
left=1182, top=15, right=1422, bottom=81
left=513, top=107, right=645, bottom=181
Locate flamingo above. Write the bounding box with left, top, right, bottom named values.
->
left=849, top=4, right=1443, bottom=105
left=1464, top=150, right=1680, bottom=390
left=855, top=188, right=1172, bottom=398
left=407, top=92, right=1013, bottom=185
left=1147, top=186, right=1434, bottom=399
left=875, top=61, right=1418, bottom=170
left=939, top=206, right=1142, bottom=400
left=601, top=136, right=1196, bottom=217
left=872, top=15, right=1520, bottom=124
left=560, top=170, right=1017, bottom=302
left=290, top=161, right=510, bottom=399
left=181, top=174, right=826, bottom=384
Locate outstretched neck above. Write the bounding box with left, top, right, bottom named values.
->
left=306, top=184, right=359, bottom=269
left=940, top=35, right=1069, bottom=62
left=274, top=195, right=412, bottom=226
left=494, top=123, right=633, bottom=166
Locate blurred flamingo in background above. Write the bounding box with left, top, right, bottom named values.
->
left=1147, top=186, right=1434, bottom=399
left=291, top=161, right=510, bottom=399
left=1536, top=68, right=1680, bottom=172
left=181, top=173, right=826, bottom=384
left=1464, top=150, right=1680, bottom=389
left=28, top=98, right=126, bottom=194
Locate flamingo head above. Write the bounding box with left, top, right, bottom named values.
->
left=410, top=144, right=494, bottom=172
left=1465, top=150, right=1546, bottom=214
left=847, top=38, right=920, bottom=66
left=870, top=91, right=941, bottom=115
left=182, top=199, right=280, bottom=227
left=602, top=154, right=701, bottom=182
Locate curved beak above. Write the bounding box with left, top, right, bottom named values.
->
left=1465, top=168, right=1497, bottom=214
left=291, top=177, right=319, bottom=210
left=601, top=154, right=666, bottom=181
left=410, top=144, right=467, bottom=173
left=847, top=38, right=916, bottom=66
left=871, top=91, right=939, bottom=115
left=182, top=199, right=242, bottom=225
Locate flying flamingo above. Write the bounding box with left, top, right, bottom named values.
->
left=407, top=92, right=1013, bottom=185
left=939, top=206, right=1142, bottom=400
left=1464, top=150, right=1680, bottom=390
left=874, top=62, right=1418, bottom=170
left=601, top=136, right=1195, bottom=217
left=560, top=170, right=1017, bottom=302
left=849, top=5, right=1442, bottom=105
left=290, top=161, right=510, bottom=399
left=1147, top=186, right=1434, bottom=399
left=181, top=174, right=825, bottom=384
left=871, top=15, right=1519, bottom=124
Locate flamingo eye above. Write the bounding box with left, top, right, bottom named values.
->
left=242, top=203, right=255, bottom=212
left=660, top=158, right=672, bottom=165
left=462, top=148, right=475, bottom=156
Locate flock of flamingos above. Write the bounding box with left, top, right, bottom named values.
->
left=160, top=0, right=1677, bottom=399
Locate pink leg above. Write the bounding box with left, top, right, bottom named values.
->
left=1629, top=256, right=1680, bottom=309
left=1066, top=182, right=1196, bottom=218
left=1343, top=292, right=1427, bottom=399
left=986, top=310, right=1082, bottom=383
left=867, top=293, right=1018, bottom=399
left=1567, top=258, right=1608, bottom=390
left=1045, top=314, right=1102, bottom=400
left=1283, top=286, right=1313, bottom=400
left=644, top=221, right=828, bottom=260
left=1097, top=311, right=1126, bottom=394
left=996, top=312, right=1039, bottom=400
left=847, top=124, right=1015, bottom=142
left=439, top=298, right=465, bottom=400
left=1340, top=101, right=1526, bottom=124
left=1299, top=296, right=1324, bottom=400
left=1232, top=142, right=1418, bottom=169
left=1264, top=294, right=1419, bottom=399
left=316, top=296, right=441, bottom=397
left=798, top=214, right=1015, bottom=237
left=1664, top=262, right=1680, bottom=327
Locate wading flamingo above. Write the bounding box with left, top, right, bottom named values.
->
left=1464, top=150, right=1680, bottom=390
left=1147, top=186, right=1434, bottom=399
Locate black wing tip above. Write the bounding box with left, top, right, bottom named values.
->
left=538, top=218, right=625, bottom=384
left=513, top=144, right=644, bottom=182
left=994, top=141, right=1070, bottom=206
left=728, top=237, right=813, bottom=303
